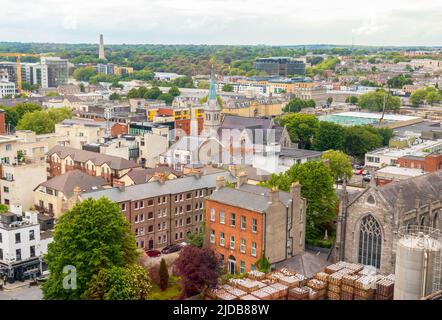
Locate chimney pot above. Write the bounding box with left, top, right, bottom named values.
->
left=215, top=175, right=226, bottom=190
left=236, top=171, right=248, bottom=188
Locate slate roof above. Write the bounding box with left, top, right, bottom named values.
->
left=125, top=167, right=183, bottom=185
left=279, top=148, right=323, bottom=159
left=207, top=183, right=292, bottom=213
left=37, top=170, right=107, bottom=197
left=378, top=170, right=442, bottom=211
left=221, top=115, right=273, bottom=130
left=81, top=171, right=236, bottom=202
left=47, top=146, right=140, bottom=170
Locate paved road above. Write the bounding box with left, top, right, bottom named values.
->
left=0, top=285, right=43, bottom=300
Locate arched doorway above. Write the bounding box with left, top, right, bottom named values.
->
left=358, top=215, right=382, bottom=269
left=228, top=255, right=236, bottom=275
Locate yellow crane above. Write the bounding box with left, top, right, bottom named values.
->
left=0, top=53, right=41, bottom=93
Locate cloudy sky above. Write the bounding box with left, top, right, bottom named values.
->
left=1, top=0, right=442, bottom=46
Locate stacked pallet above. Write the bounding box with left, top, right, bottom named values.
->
left=248, top=270, right=266, bottom=281
left=269, top=282, right=289, bottom=299
left=375, top=277, right=395, bottom=300
left=205, top=288, right=226, bottom=300
left=340, top=274, right=360, bottom=300
left=354, top=275, right=376, bottom=300
left=228, top=278, right=261, bottom=293
left=288, top=286, right=309, bottom=300
left=307, top=279, right=327, bottom=299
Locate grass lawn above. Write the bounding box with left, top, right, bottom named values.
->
left=148, top=276, right=182, bottom=300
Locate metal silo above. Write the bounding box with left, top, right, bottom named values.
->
left=394, top=226, right=442, bottom=300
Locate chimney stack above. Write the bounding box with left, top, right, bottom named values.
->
left=228, top=164, right=237, bottom=177
left=73, top=186, right=82, bottom=197
left=290, top=181, right=301, bottom=199
left=236, top=171, right=248, bottom=188
left=99, top=34, right=105, bottom=60
left=113, top=179, right=125, bottom=192
left=215, top=175, right=226, bottom=190
left=269, top=186, right=279, bottom=204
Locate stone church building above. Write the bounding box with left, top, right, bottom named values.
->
left=334, top=170, right=442, bottom=274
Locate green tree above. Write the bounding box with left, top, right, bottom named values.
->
left=345, top=96, right=358, bottom=104
left=313, top=121, right=346, bottom=151
left=283, top=98, right=315, bottom=113
left=16, top=111, right=54, bottom=134
left=15, top=103, right=42, bottom=118
left=187, top=226, right=204, bottom=248
left=159, top=258, right=169, bottom=291
left=47, top=108, right=72, bottom=124
left=222, top=84, right=234, bottom=92
left=42, top=197, right=139, bottom=300
left=84, top=264, right=151, bottom=300
left=425, top=90, right=441, bottom=105
left=358, top=90, right=401, bottom=112
left=261, top=161, right=337, bottom=244
left=157, top=93, right=174, bottom=105
left=255, top=253, right=271, bottom=273
left=168, top=86, right=181, bottom=97
left=343, top=126, right=383, bottom=160
left=79, top=83, right=85, bottom=92
left=3, top=107, right=20, bottom=127
left=73, top=67, right=97, bottom=81
left=410, top=88, right=427, bottom=107
left=0, top=204, right=8, bottom=213
left=144, top=87, right=162, bottom=100
left=321, top=150, right=353, bottom=184
left=127, top=88, right=141, bottom=99
left=326, top=97, right=333, bottom=106
left=279, top=114, right=319, bottom=149
left=109, top=92, right=120, bottom=101
left=387, top=74, right=413, bottom=88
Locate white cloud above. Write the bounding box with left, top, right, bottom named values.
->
left=0, top=0, right=441, bottom=45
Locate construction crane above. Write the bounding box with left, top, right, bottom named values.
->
left=0, top=53, right=41, bottom=93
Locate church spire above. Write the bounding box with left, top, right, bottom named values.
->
left=208, top=65, right=217, bottom=101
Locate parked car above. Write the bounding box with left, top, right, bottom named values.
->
left=354, top=165, right=363, bottom=170
left=145, top=249, right=161, bottom=257
left=363, top=174, right=372, bottom=182
left=354, top=169, right=364, bottom=175
left=362, top=170, right=370, bottom=176
left=161, top=244, right=183, bottom=254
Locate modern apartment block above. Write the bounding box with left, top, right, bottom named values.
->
left=40, top=57, right=69, bottom=88
left=254, top=57, right=306, bottom=77
left=81, top=171, right=236, bottom=250
left=205, top=175, right=306, bottom=274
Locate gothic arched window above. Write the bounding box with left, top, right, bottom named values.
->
left=358, top=215, right=382, bottom=269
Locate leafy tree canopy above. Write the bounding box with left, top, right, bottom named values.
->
left=42, top=197, right=139, bottom=300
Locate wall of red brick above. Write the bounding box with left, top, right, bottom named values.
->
left=206, top=199, right=264, bottom=273
left=424, top=154, right=442, bottom=172
left=0, top=110, right=5, bottom=135
left=111, top=123, right=128, bottom=137
left=397, top=158, right=425, bottom=170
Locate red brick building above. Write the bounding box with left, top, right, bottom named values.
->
left=46, top=145, right=140, bottom=185
left=175, top=118, right=204, bottom=136
left=397, top=153, right=442, bottom=172
left=205, top=174, right=306, bottom=274
left=0, top=109, right=5, bottom=135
